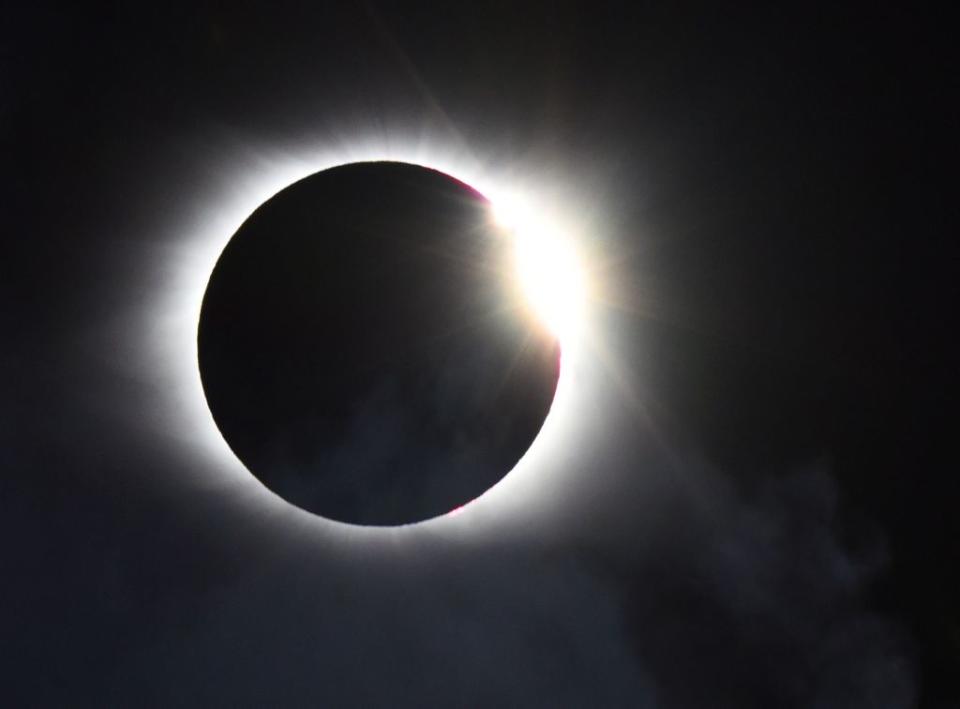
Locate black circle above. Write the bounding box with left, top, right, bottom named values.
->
left=198, top=162, right=560, bottom=525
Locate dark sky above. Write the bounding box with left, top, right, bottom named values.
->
left=2, top=3, right=956, bottom=707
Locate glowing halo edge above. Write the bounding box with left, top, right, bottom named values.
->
left=144, top=138, right=596, bottom=531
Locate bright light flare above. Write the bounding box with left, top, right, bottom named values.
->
left=492, top=198, right=586, bottom=343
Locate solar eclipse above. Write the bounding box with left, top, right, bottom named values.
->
left=197, top=160, right=586, bottom=525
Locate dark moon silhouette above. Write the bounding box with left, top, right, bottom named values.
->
left=198, top=162, right=560, bottom=525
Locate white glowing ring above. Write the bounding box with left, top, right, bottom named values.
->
left=142, top=138, right=594, bottom=529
